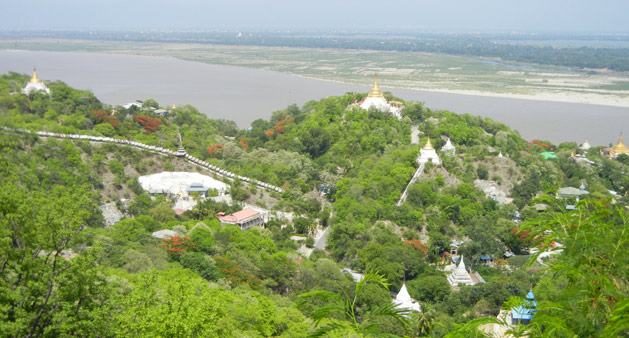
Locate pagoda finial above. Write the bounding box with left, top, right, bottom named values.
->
left=612, top=131, right=628, bottom=155
left=367, top=73, right=384, bottom=98
left=30, top=67, right=41, bottom=84
left=423, top=136, right=434, bottom=150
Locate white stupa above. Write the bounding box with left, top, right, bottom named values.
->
left=580, top=140, right=591, bottom=151
left=447, top=256, right=476, bottom=288
left=393, top=282, right=421, bottom=313
left=417, top=137, right=441, bottom=165
left=359, top=74, right=402, bottom=119
left=22, top=68, right=50, bottom=95
left=441, top=138, right=456, bottom=155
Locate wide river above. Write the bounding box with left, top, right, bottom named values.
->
left=1, top=50, right=627, bottom=145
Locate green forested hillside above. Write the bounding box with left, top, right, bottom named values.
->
left=1, top=73, right=628, bottom=337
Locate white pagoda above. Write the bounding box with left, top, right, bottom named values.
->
left=441, top=138, right=456, bottom=155
left=580, top=140, right=591, bottom=152
left=447, top=256, right=476, bottom=288
left=359, top=74, right=402, bottom=119
left=22, top=68, right=50, bottom=95
left=417, top=137, right=441, bottom=165
left=393, top=282, right=421, bottom=313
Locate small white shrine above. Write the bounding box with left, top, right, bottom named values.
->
left=441, top=137, right=456, bottom=155
left=393, top=282, right=421, bottom=313
left=447, top=256, right=476, bottom=288
left=580, top=140, right=591, bottom=151
left=417, top=137, right=441, bottom=165
left=22, top=68, right=50, bottom=95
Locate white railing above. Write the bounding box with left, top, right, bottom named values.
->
left=0, top=126, right=284, bottom=193
left=397, top=162, right=425, bottom=206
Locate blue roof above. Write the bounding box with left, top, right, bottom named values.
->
left=512, top=305, right=534, bottom=320
left=512, top=290, right=537, bottom=320
left=526, top=290, right=535, bottom=300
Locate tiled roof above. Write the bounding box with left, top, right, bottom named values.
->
left=218, top=207, right=259, bottom=223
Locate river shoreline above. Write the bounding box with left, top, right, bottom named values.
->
left=1, top=49, right=627, bottom=145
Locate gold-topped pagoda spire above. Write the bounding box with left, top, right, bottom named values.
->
left=610, top=132, right=629, bottom=158
left=423, top=136, right=434, bottom=150
left=614, top=132, right=627, bottom=150
left=29, top=68, right=41, bottom=84
left=367, top=73, right=384, bottom=98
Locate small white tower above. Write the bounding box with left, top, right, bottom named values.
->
left=447, top=256, right=476, bottom=288
left=393, top=282, right=421, bottom=313
left=417, top=137, right=441, bottom=165
left=441, top=137, right=456, bottom=155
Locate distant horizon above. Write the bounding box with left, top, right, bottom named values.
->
left=2, top=29, right=629, bottom=35
left=2, top=0, right=628, bottom=34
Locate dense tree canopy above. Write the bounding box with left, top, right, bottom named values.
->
left=2, top=73, right=629, bottom=337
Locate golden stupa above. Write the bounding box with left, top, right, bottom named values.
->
left=423, top=137, right=434, bottom=150
left=367, top=74, right=384, bottom=98
left=610, top=133, right=629, bottom=158
left=29, top=68, right=41, bottom=83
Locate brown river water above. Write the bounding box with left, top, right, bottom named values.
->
left=1, top=49, right=627, bottom=146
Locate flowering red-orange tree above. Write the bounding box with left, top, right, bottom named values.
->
left=160, top=235, right=194, bottom=259
left=238, top=138, right=249, bottom=151
left=213, top=256, right=259, bottom=287
left=403, top=239, right=428, bottom=255
left=272, top=116, right=294, bottom=134
left=207, top=144, right=223, bottom=157
left=91, top=109, right=119, bottom=128
left=530, top=140, right=549, bottom=148
left=133, top=115, right=160, bottom=134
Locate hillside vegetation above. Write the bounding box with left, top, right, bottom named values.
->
left=1, top=73, right=628, bottom=337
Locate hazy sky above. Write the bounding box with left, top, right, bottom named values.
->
left=1, top=0, right=628, bottom=33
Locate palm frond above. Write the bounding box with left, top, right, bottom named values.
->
left=362, top=301, right=411, bottom=328
left=307, top=322, right=346, bottom=338
left=299, top=290, right=342, bottom=302
left=310, top=304, right=346, bottom=326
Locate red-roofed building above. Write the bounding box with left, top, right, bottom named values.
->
left=217, top=207, right=264, bottom=230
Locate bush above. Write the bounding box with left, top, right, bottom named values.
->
left=408, top=275, right=451, bottom=303
left=189, top=225, right=215, bottom=254
left=294, top=217, right=312, bottom=234
left=477, top=164, right=489, bottom=180
left=305, top=236, right=315, bottom=248
left=93, top=123, right=116, bottom=137
left=506, top=255, right=529, bottom=269
left=180, top=252, right=221, bottom=281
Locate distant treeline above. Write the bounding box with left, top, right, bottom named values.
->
left=4, top=30, right=629, bottom=71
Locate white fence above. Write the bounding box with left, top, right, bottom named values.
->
left=0, top=126, right=284, bottom=193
